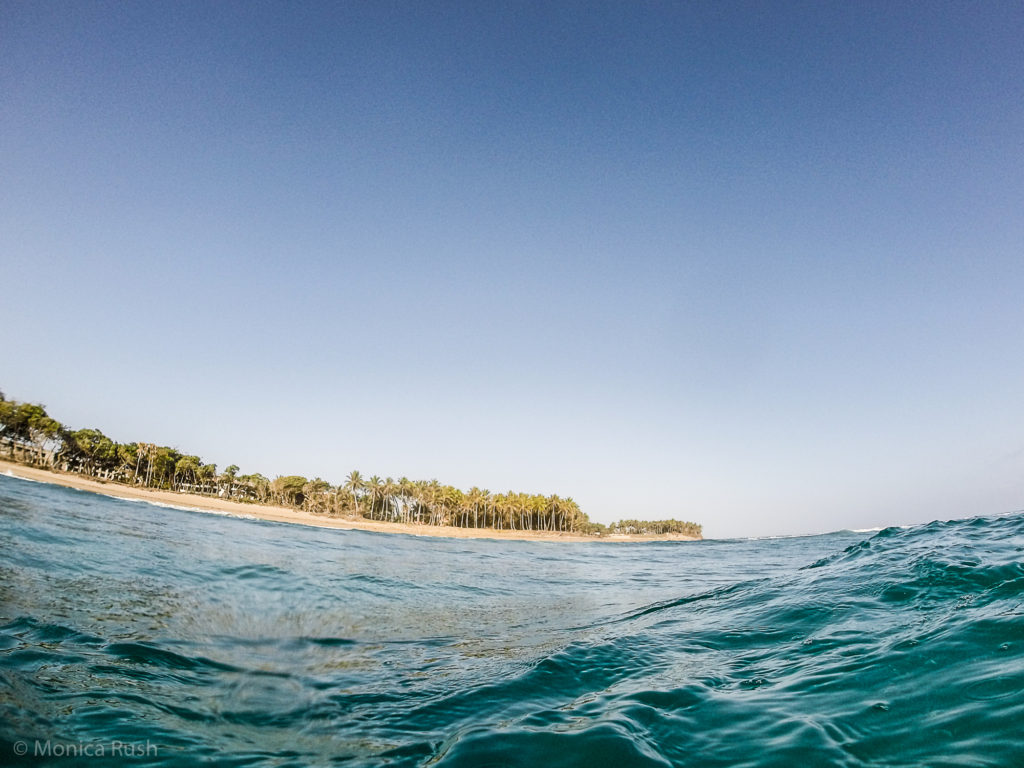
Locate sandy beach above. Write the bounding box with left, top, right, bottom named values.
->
left=0, top=459, right=699, bottom=543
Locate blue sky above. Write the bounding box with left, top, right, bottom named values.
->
left=3, top=2, right=1023, bottom=538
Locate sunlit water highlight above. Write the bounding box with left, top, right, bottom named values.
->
left=2, top=474, right=1024, bottom=766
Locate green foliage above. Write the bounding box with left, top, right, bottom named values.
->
left=0, top=400, right=65, bottom=464
left=273, top=475, right=308, bottom=507
left=65, top=428, right=118, bottom=471
left=0, top=387, right=703, bottom=537
left=237, top=473, right=271, bottom=502
left=1, top=402, right=60, bottom=445
left=608, top=518, right=702, bottom=537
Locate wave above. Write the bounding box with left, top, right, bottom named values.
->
left=2, top=470, right=44, bottom=483
left=431, top=512, right=1024, bottom=766
left=3, top=478, right=1024, bottom=767
left=106, top=494, right=261, bottom=520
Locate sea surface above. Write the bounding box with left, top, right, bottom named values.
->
left=2, top=473, right=1024, bottom=767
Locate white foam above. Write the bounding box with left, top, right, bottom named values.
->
left=3, top=471, right=44, bottom=484
left=109, top=495, right=259, bottom=520
left=729, top=532, right=819, bottom=542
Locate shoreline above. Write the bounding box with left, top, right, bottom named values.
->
left=0, top=460, right=700, bottom=544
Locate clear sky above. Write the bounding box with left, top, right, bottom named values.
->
left=3, top=2, right=1023, bottom=538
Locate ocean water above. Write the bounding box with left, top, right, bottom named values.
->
left=2, top=474, right=1024, bottom=767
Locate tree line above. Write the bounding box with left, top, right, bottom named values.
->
left=0, top=392, right=702, bottom=538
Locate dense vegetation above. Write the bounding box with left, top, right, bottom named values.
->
left=0, top=392, right=702, bottom=538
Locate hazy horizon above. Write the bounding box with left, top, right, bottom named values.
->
left=4, top=2, right=1023, bottom=538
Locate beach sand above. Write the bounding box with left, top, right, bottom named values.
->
left=0, top=460, right=699, bottom=543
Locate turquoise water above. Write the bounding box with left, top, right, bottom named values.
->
left=2, top=474, right=1023, bottom=766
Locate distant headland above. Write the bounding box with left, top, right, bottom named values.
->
left=0, top=391, right=702, bottom=542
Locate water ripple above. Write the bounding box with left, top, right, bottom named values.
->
left=2, top=475, right=1024, bottom=766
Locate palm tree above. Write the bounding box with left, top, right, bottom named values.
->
left=481, top=489, right=492, bottom=528
left=564, top=497, right=580, bottom=532
left=382, top=477, right=396, bottom=522
left=443, top=485, right=463, bottom=527
left=174, top=455, right=200, bottom=491
left=344, top=470, right=365, bottom=517
left=466, top=487, right=482, bottom=528
left=397, top=477, right=414, bottom=523
left=427, top=480, right=442, bottom=525
left=367, top=475, right=384, bottom=519
left=414, top=481, right=425, bottom=524
left=548, top=494, right=561, bottom=531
